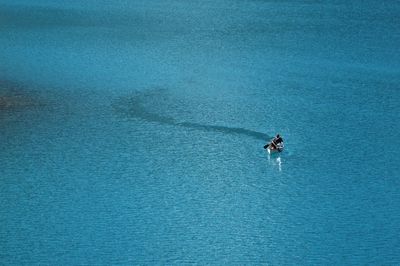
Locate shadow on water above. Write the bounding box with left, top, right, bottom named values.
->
left=113, top=89, right=271, bottom=141
left=178, top=122, right=270, bottom=140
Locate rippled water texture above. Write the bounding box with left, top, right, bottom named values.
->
left=1, top=0, right=400, bottom=264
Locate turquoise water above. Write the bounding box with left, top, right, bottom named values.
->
left=1, top=1, right=400, bottom=264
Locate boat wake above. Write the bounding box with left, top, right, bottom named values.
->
left=113, top=89, right=270, bottom=141
left=177, top=122, right=270, bottom=140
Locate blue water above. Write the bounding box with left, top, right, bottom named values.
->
left=1, top=0, right=400, bottom=264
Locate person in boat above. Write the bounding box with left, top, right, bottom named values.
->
left=275, top=134, right=283, bottom=145
left=265, top=134, right=284, bottom=150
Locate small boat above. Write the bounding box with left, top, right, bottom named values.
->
left=264, top=142, right=284, bottom=154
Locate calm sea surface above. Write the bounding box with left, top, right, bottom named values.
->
left=1, top=0, right=400, bottom=264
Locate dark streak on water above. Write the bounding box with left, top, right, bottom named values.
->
left=113, top=89, right=271, bottom=141
left=177, top=122, right=270, bottom=140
